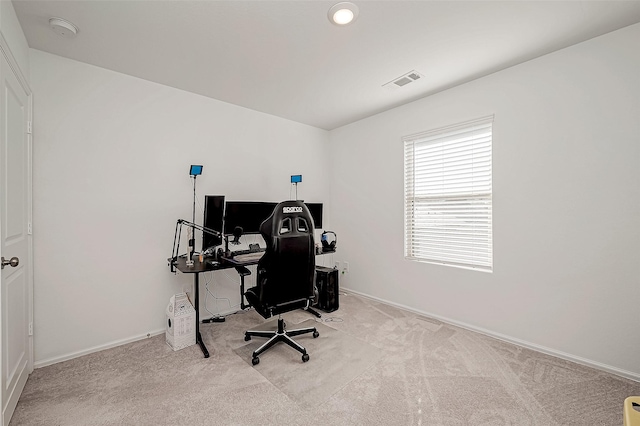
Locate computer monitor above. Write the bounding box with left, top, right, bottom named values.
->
left=221, top=200, right=323, bottom=237
left=223, top=201, right=278, bottom=235
left=203, top=195, right=225, bottom=250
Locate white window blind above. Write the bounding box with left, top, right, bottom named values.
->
left=404, top=116, right=493, bottom=271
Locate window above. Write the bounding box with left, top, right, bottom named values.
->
left=404, top=116, right=493, bottom=271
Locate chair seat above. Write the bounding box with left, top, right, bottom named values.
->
left=245, top=287, right=310, bottom=319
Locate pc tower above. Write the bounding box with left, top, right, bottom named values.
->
left=315, top=266, right=339, bottom=313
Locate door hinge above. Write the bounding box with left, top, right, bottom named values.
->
left=29, top=322, right=33, bottom=336
left=28, top=222, right=32, bottom=235
left=27, top=121, right=32, bottom=134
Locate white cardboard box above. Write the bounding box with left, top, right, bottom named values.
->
left=165, top=292, right=196, bottom=351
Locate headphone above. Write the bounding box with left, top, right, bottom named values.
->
left=321, top=230, right=337, bottom=252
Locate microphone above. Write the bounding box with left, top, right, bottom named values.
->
left=231, top=226, right=243, bottom=245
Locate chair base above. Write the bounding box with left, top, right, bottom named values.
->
left=244, top=316, right=319, bottom=365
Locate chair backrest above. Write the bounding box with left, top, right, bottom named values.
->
left=256, top=200, right=316, bottom=311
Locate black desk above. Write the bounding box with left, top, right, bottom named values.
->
left=171, top=254, right=261, bottom=357
left=171, top=252, right=325, bottom=358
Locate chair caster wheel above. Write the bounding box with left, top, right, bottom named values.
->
left=244, top=334, right=251, bottom=341
left=313, top=331, right=319, bottom=338
left=252, top=357, right=260, bottom=365
left=302, top=353, right=309, bottom=362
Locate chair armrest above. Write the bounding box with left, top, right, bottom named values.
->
left=235, top=266, right=251, bottom=277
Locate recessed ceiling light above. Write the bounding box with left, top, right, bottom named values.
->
left=328, top=2, right=359, bottom=26
left=49, top=17, right=78, bottom=38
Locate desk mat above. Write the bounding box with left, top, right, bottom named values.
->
left=234, top=318, right=383, bottom=409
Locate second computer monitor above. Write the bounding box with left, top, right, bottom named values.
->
left=223, top=201, right=323, bottom=235
left=223, top=201, right=277, bottom=235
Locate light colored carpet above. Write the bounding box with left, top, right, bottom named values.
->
left=10, top=292, right=640, bottom=425
left=234, top=319, right=383, bottom=409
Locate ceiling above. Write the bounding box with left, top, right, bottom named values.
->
left=12, top=1, right=640, bottom=130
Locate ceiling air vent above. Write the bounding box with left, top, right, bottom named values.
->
left=383, top=70, right=424, bottom=90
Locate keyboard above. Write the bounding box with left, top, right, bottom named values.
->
left=233, top=251, right=264, bottom=263
left=230, top=247, right=265, bottom=257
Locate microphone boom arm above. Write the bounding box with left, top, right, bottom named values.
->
left=169, top=219, right=222, bottom=272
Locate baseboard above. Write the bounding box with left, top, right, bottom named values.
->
left=342, top=287, right=640, bottom=383
left=34, top=329, right=165, bottom=369
left=34, top=290, right=640, bottom=382
left=33, top=305, right=243, bottom=369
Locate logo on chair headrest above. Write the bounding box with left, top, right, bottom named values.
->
left=283, top=206, right=303, bottom=213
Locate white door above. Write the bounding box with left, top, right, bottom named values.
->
left=0, top=48, right=33, bottom=426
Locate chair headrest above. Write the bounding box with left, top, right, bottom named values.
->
left=262, top=200, right=315, bottom=237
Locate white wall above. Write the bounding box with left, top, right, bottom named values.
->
left=28, top=19, right=640, bottom=378
left=329, top=24, right=640, bottom=378
left=30, top=50, right=330, bottom=366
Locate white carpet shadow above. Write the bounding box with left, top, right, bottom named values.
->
left=234, top=318, right=383, bottom=409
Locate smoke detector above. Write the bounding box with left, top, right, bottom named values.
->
left=49, top=18, right=78, bottom=38
left=383, top=70, right=424, bottom=90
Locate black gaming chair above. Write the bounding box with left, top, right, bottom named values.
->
left=243, top=200, right=319, bottom=365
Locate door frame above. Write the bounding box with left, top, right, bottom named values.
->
left=0, top=31, right=33, bottom=426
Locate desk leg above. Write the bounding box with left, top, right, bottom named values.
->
left=234, top=266, right=252, bottom=310
left=240, top=276, right=247, bottom=310
left=304, top=306, right=322, bottom=318
left=194, top=273, right=210, bottom=358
